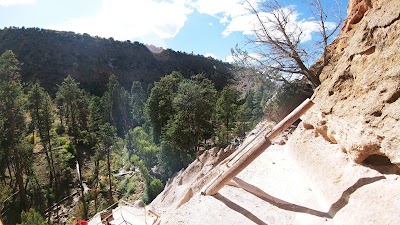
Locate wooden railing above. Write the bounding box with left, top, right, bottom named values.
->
left=202, top=98, right=314, bottom=196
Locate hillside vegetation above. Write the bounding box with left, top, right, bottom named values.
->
left=0, top=27, right=233, bottom=95
left=0, top=45, right=271, bottom=224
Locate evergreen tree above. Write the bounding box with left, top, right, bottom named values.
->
left=55, top=75, right=89, bottom=219
left=27, top=82, right=56, bottom=190
left=145, top=71, right=183, bottom=143
left=0, top=50, right=29, bottom=209
left=130, top=81, right=146, bottom=128
left=56, top=75, right=88, bottom=139
left=252, top=88, right=264, bottom=121
left=96, top=123, right=117, bottom=200
left=103, top=74, right=132, bottom=137
left=165, top=76, right=216, bottom=155
left=215, top=87, right=240, bottom=146
left=157, top=140, right=185, bottom=181
left=235, top=101, right=253, bottom=138
left=88, top=96, right=105, bottom=212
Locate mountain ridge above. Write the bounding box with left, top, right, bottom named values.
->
left=0, top=27, right=234, bottom=95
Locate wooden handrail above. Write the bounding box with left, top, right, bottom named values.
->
left=202, top=98, right=314, bottom=196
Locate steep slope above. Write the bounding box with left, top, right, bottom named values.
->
left=146, top=0, right=400, bottom=224
left=0, top=28, right=233, bottom=95
left=287, top=0, right=400, bottom=223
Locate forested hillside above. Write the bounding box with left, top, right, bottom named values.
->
left=0, top=27, right=233, bottom=95
left=0, top=49, right=271, bottom=224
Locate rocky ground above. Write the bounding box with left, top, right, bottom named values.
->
left=88, top=0, right=400, bottom=224
left=148, top=119, right=400, bottom=225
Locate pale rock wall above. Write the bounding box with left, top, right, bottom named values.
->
left=302, top=0, right=400, bottom=165
left=288, top=0, right=400, bottom=224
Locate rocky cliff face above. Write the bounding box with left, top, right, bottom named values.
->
left=301, top=0, right=400, bottom=165
left=288, top=0, right=400, bottom=223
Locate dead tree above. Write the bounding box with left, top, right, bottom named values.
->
left=233, top=0, right=343, bottom=88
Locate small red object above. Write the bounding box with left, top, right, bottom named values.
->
left=75, top=220, right=88, bottom=225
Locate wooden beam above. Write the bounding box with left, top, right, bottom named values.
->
left=203, top=98, right=314, bottom=196
left=265, top=98, right=314, bottom=140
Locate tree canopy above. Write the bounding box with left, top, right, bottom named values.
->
left=0, top=49, right=269, bottom=224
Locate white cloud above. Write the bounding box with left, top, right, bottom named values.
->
left=224, top=55, right=234, bottom=63
left=192, top=0, right=337, bottom=43
left=192, top=0, right=262, bottom=38
left=48, top=0, right=192, bottom=42
left=0, top=0, right=35, bottom=6
left=204, top=53, right=217, bottom=59
left=222, top=13, right=254, bottom=37
left=192, top=0, right=261, bottom=18
left=219, top=16, right=229, bottom=24
left=223, top=52, right=262, bottom=64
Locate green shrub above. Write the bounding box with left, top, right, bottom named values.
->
left=126, top=176, right=137, bottom=195
left=17, top=208, right=47, bottom=225
left=143, top=178, right=163, bottom=204
left=117, top=177, right=128, bottom=194
left=130, top=154, right=139, bottom=165
left=63, top=143, right=76, bottom=156
left=53, top=137, right=67, bottom=146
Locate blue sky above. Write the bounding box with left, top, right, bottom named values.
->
left=0, top=0, right=347, bottom=62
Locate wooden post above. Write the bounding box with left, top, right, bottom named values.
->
left=265, top=98, right=315, bottom=140
left=203, top=98, right=314, bottom=196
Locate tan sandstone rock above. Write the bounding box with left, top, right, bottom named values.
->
left=288, top=0, right=400, bottom=224
left=303, top=0, right=400, bottom=165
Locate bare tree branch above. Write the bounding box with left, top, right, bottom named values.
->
left=233, top=0, right=343, bottom=88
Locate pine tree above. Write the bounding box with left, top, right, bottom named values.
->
left=103, top=74, right=132, bottom=137
left=165, top=75, right=216, bottom=155
left=252, top=88, right=264, bottom=121
left=130, top=81, right=146, bottom=128
left=96, top=123, right=117, bottom=200
left=27, top=82, right=56, bottom=191
left=215, top=87, right=239, bottom=146
left=145, top=72, right=183, bottom=143
left=0, top=50, right=29, bottom=209
left=56, top=75, right=86, bottom=138
left=55, top=75, right=89, bottom=219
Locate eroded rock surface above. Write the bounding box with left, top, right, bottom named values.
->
left=303, top=0, right=400, bottom=165
left=288, top=0, right=400, bottom=223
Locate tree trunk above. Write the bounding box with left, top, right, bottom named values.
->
left=47, top=128, right=58, bottom=191
left=107, top=148, right=112, bottom=200
left=94, top=157, right=99, bottom=213
left=194, top=116, right=201, bottom=153
left=6, top=159, right=13, bottom=186
left=76, top=160, right=88, bottom=220
left=13, top=148, right=29, bottom=210
left=43, top=147, right=54, bottom=189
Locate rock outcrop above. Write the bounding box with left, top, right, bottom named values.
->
left=149, top=144, right=238, bottom=214
left=301, top=0, right=400, bottom=165
left=288, top=0, right=400, bottom=224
